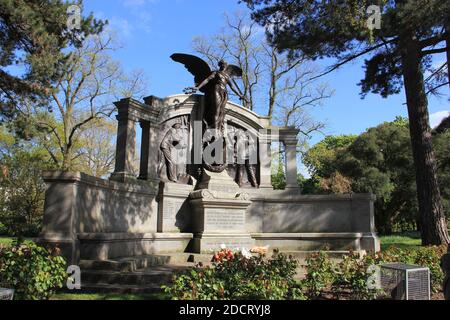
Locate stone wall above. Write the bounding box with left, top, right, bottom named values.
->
left=39, top=171, right=158, bottom=263
left=39, top=171, right=379, bottom=263
left=246, top=191, right=379, bottom=252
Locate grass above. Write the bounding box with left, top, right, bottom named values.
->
left=0, top=237, right=35, bottom=247
left=0, top=237, right=13, bottom=246
left=380, top=231, right=422, bottom=251
left=50, top=292, right=169, bottom=300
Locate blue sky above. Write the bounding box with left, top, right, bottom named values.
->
left=84, top=0, right=449, bottom=147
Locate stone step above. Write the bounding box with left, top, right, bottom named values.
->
left=156, top=253, right=214, bottom=264
left=79, top=255, right=172, bottom=272
left=80, top=283, right=163, bottom=295
left=82, top=268, right=176, bottom=286
left=282, top=250, right=357, bottom=264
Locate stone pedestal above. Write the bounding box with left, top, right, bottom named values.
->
left=189, top=171, right=254, bottom=253
left=157, top=182, right=194, bottom=233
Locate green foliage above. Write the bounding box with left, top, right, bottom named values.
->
left=303, top=251, right=381, bottom=300
left=164, top=250, right=306, bottom=300
left=302, top=119, right=450, bottom=235
left=271, top=172, right=286, bottom=190
left=304, top=251, right=335, bottom=299
left=303, top=245, right=447, bottom=299
left=0, top=127, right=53, bottom=237
left=332, top=252, right=382, bottom=300
left=434, top=132, right=450, bottom=217
left=303, top=135, right=357, bottom=178
left=0, top=240, right=67, bottom=300
left=0, top=0, right=105, bottom=122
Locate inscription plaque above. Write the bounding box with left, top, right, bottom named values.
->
left=205, top=208, right=245, bottom=232
left=161, top=199, right=186, bottom=232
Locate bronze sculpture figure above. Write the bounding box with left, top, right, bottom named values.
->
left=171, top=54, right=247, bottom=132
left=171, top=53, right=247, bottom=173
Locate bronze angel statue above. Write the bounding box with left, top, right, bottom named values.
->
left=171, top=53, right=248, bottom=132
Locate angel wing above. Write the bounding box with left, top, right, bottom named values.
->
left=225, top=64, right=243, bottom=78
left=170, top=53, right=212, bottom=93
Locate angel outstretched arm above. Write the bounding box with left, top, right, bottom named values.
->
left=190, top=72, right=216, bottom=92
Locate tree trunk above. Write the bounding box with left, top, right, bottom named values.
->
left=446, top=21, right=450, bottom=91
left=400, top=35, right=450, bottom=246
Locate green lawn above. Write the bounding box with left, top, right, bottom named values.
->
left=380, top=231, right=422, bottom=251
left=0, top=237, right=12, bottom=245
left=0, top=237, right=34, bottom=247
left=50, top=293, right=169, bottom=300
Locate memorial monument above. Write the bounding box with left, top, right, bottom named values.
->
left=38, top=53, right=380, bottom=268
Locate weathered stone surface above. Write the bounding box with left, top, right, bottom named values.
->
left=196, top=170, right=240, bottom=194
left=157, top=182, right=194, bottom=233
left=246, top=192, right=379, bottom=252
left=252, top=233, right=365, bottom=251
left=190, top=234, right=255, bottom=254
left=39, top=171, right=159, bottom=264
left=78, top=233, right=193, bottom=261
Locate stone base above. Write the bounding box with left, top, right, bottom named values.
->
left=252, top=232, right=379, bottom=252
left=77, top=233, right=193, bottom=261
left=157, top=182, right=194, bottom=233
left=196, top=170, right=240, bottom=194
left=190, top=234, right=255, bottom=254
left=110, top=172, right=137, bottom=183
left=188, top=169, right=254, bottom=254
left=190, top=190, right=251, bottom=233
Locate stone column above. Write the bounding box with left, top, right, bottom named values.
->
left=284, top=140, right=299, bottom=190
left=147, top=122, right=161, bottom=182
left=258, top=131, right=273, bottom=189
left=111, top=112, right=137, bottom=183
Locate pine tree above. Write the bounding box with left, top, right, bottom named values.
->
left=243, top=0, right=450, bottom=245
left=0, top=0, right=105, bottom=122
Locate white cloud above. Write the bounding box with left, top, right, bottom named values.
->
left=121, top=0, right=154, bottom=34
left=430, top=110, right=450, bottom=128
left=107, top=16, right=133, bottom=38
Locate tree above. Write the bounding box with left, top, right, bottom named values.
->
left=192, top=13, right=332, bottom=139
left=0, top=127, right=52, bottom=237
left=435, top=131, right=450, bottom=221
left=304, top=118, right=450, bottom=235
left=75, top=118, right=116, bottom=178
left=28, top=34, right=147, bottom=171
left=243, top=0, right=450, bottom=245
left=303, top=135, right=357, bottom=179
left=0, top=0, right=105, bottom=122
